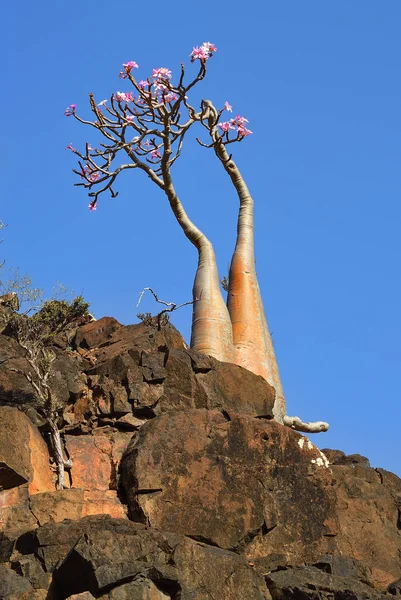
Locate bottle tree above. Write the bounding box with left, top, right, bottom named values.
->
left=65, top=43, right=328, bottom=433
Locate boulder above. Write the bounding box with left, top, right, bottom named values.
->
left=266, top=564, right=382, bottom=600
left=74, top=317, right=122, bottom=349
left=121, top=410, right=335, bottom=553
left=0, top=564, right=33, bottom=599
left=0, top=336, right=36, bottom=406
left=0, top=406, right=53, bottom=493
left=13, top=515, right=269, bottom=600
left=329, top=463, right=401, bottom=588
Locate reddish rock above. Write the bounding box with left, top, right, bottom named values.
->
left=74, top=317, right=122, bottom=349
left=0, top=407, right=53, bottom=493
left=82, top=490, right=127, bottom=519
left=121, top=410, right=335, bottom=552
left=65, top=435, right=112, bottom=491
left=29, top=489, right=86, bottom=525
left=0, top=485, right=37, bottom=535
left=330, top=464, right=401, bottom=588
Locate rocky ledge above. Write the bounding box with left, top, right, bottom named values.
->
left=0, top=311, right=400, bottom=599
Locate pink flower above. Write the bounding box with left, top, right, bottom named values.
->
left=115, top=91, right=134, bottom=103
left=119, top=60, right=139, bottom=78
left=218, top=122, right=233, bottom=133
left=150, top=149, right=161, bottom=159
left=138, top=80, right=149, bottom=89
left=153, top=81, right=168, bottom=92
left=97, top=99, right=108, bottom=107
left=88, top=202, right=97, bottom=211
left=126, top=115, right=135, bottom=122
left=164, top=92, right=178, bottom=103
left=66, top=143, right=76, bottom=151
left=237, top=126, right=252, bottom=137
left=124, top=61, right=139, bottom=70
left=190, top=46, right=209, bottom=62
left=190, top=42, right=217, bottom=62
left=88, top=171, right=100, bottom=182
left=224, top=101, right=232, bottom=112
left=203, top=42, right=217, bottom=53
left=231, top=115, right=249, bottom=127
left=64, top=104, right=76, bottom=116
left=152, top=67, right=172, bottom=80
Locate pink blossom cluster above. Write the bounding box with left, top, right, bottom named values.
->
left=64, top=104, right=76, bottom=117
left=119, top=60, right=139, bottom=79
left=190, top=42, right=217, bottom=63
left=152, top=67, right=172, bottom=80
left=80, top=164, right=100, bottom=183
left=114, top=91, right=134, bottom=103
left=88, top=202, right=97, bottom=211
left=218, top=115, right=252, bottom=137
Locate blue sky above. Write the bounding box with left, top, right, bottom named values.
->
left=2, top=2, right=400, bottom=475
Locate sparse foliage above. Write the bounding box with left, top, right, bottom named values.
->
left=9, top=296, right=90, bottom=489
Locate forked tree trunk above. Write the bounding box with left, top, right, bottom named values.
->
left=212, top=141, right=287, bottom=422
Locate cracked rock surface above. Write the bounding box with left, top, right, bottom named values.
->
left=0, top=312, right=400, bottom=598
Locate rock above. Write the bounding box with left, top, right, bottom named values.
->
left=29, top=489, right=86, bottom=525
left=74, top=317, right=122, bottom=350
left=128, top=348, right=275, bottom=419
left=329, top=462, right=401, bottom=588
left=0, top=292, right=19, bottom=311
left=266, top=564, right=382, bottom=600
left=16, top=516, right=269, bottom=600
left=98, top=579, right=170, bottom=599
left=192, top=352, right=275, bottom=417
left=121, top=410, right=335, bottom=552
left=65, top=435, right=113, bottom=491
left=82, top=490, right=127, bottom=519
left=48, top=350, right=88, bottom=406
left=77, top=320, right=186, bottom=356
left=0, top=406, right=53, bottom=493
left=0, top=336, right=37, bottom=406
left=322, top=449, right=371, bottom=467
left=387, top=577, right=401, bottom=596
left=11, top=554, right=51, bottom=593
left=0, top=563, right=33, bottom=599
left=0, top=486, right=38, bottom=538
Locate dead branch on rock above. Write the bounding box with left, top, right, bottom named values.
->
left=137, top=287, right=198, bottom=330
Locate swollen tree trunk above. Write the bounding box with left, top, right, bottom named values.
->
left=161, top=143, right=234, bottom=362
left=208, top=127, right=286, bottom=421
left=191, top=240, right=234, bottom=362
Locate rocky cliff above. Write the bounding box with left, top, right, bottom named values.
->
left=0, top=307, right=400, bottom=599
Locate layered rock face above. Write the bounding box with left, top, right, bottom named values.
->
left=0, top=311, right=400, bottom=599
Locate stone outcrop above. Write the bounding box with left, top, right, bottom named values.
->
left=0, top=309, right=400, bottom=598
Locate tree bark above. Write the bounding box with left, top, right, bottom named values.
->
left=212, top=139, right=286, bottom=421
